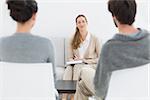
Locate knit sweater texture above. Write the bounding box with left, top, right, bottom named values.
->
left=0, top=33, right=56, bottom=77
left=94, top=29, right=150, bottom=99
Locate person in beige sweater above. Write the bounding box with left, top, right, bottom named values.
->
left=62, top=14, right=101, bottom=100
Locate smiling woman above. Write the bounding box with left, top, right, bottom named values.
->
left=62, top=14, right=101, bottom=100
left=63, top=14, right=101, bottom=81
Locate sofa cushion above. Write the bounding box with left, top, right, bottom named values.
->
left=50, top=37, right=65, bottom=67
left=50, top=37, right=66, bottom=80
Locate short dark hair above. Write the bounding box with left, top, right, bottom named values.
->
left=7, top=0, right=38, bottom=23
left=108, top=0, right=137, bottom=25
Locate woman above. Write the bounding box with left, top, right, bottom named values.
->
left=0, top=0, right=55, bottom=77
left=62, top=14, right=100, bottom=100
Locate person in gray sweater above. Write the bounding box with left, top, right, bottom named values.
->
left=0, top=0, right=55, bottom=77
left=74, top=0, right=150, bottom=100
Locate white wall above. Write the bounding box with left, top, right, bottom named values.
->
left=0, top=0, right=3, bottom=38
left=0, top=0, right=149, bottom=43
left=148, top=0, right=150, bottom=30
left=0, top=0, right=150, bottom=99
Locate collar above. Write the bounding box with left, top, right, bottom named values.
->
left=113, top=28, right=149, bottom=41
left=84, top=32, right=91, bottom=42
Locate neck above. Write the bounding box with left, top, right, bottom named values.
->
left=16, top=22, right=32, bottom=33
left=80, top=30, right=88, bottom=40
left=118, top=24, right=139, bottom=35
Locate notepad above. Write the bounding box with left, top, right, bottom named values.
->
left=66, top=60, right=83, bottom=65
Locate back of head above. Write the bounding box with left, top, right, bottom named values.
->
left=108, top=0, right=136, bottom=25
left=6, top=0, right=38, bottom=23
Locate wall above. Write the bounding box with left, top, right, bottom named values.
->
left=0, top=0, right=149, bottom=43
left=0, top=0, right=150, bottom=99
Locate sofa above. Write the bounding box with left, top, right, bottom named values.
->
left=50, top=37, right=67, bottom=80
left=51, top=37, right=102, bottom=80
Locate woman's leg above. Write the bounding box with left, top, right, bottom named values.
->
left=62, top=66, right=73, bottom=100
left=74, top=67, right=95, bottom=100
left=73, top=64, right=96, bottom=80
left=63, top=65, right=73, bottom=80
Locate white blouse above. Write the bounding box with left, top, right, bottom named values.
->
left=78, top=32, right=91, bottom=59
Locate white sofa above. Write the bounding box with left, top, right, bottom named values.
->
left=50, top=37, right=67, bottom=80
left=51, top=37, right=102, bottom=80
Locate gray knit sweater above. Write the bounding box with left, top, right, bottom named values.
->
left=0, top=33, right=56, bottom=78
left=94, top=29, right=150, bottom=99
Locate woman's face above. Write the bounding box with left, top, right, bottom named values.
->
left=76, top=16, right=88, bottom=32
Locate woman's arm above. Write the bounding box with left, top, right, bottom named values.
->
left=83, top=36, right=101, bottom=64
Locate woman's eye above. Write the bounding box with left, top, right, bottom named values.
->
left=77, top=22, right=81, bottom=24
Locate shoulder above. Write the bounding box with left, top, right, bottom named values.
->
left=32, top=35, right=53, bottom=44
left=24, top=35, right=54, bottom=49
left=90, top=34, right=100, bottom=43
left=101, top=38, right=122, bottom=57
left=88, top=33, right=95, bottom=39
left=1, top=34, right=51, bottom=42
left=0, top=35, right=12, bottom=40
left=90, top=34, right=97, bottom=39
left=0, top=35, right=14, bottom=43
left=101, top=39, right=116, bottom=51
left=32, top=35, right=50, bottom=41
left=67, top=35, right=74, bottom=45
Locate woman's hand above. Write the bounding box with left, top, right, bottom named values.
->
left=73, top=55, right=84, bottom=61
left=73, top=55, right=80, bottom=60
